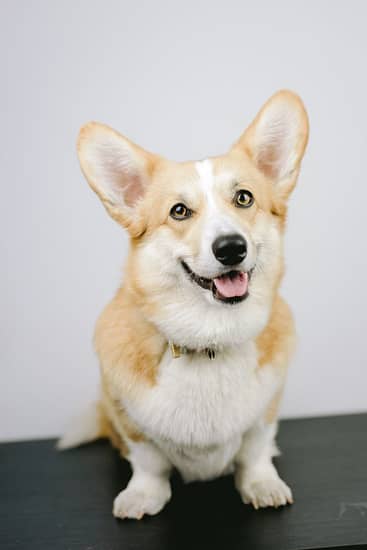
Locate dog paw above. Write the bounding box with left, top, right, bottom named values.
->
left=240, top=476, right=293, bottom=509
left=113, top=481, right=171, bottom=520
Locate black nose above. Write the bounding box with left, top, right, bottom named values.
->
left=212, top=234, right=247, bottom=266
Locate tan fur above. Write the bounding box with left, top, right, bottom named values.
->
left=95, top=288, right=167, bottom=389
left=97, top=401, right=129, bottom=456
left=76, top=90, right=308, bottom=453
left=93, top=280, right=169, bottom=448
left=257, top=295, right=296, bottom=371
left=257, top=296, right=296, bottom=424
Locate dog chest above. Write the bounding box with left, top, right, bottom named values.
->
left=124, top=345, right=280, bottom=450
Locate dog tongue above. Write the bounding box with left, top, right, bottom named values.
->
left=213, top=271, right=248, bottom=298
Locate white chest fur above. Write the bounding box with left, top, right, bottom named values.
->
left=123, top=343, right=281, bottom=481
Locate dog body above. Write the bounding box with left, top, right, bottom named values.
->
left=59, top=91, right=308, bottom=519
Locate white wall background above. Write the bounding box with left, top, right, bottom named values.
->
left=1, top=1, right=366, bottom=441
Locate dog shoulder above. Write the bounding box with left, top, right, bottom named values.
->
left=94, top=288, right=166, bottom=390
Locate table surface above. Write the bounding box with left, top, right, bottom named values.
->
left=1, top=413, right=367, bottom=550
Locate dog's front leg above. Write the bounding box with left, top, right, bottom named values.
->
left=234, top=420, right=293, bottom=509
left=113, top=439, right=172, bottom=520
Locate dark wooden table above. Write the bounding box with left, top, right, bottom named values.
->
left=1, top=414, right=367, bottom=550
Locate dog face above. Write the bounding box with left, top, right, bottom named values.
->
left=78, top=91, right=308, bottom=349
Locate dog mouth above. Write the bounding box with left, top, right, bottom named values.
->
left=181, top=261, right=252, bottom=304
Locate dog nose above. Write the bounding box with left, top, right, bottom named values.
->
left=212, top=234, right=247, bottom=266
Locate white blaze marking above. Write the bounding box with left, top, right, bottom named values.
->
left=195, top=159, right=217, bottom=210
left=195, top=159, right=214, bottom=187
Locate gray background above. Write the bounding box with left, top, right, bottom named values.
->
left=1, top=1, right=366, bottom=441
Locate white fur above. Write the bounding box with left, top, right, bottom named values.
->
left=73, top=94, right=307, bottom=518
left=235, top=421, right=293, bottom=508
left=132, top=159, right=283, bottom=352
left=110, top=160, right=289, bottom=513
left=135, top=214, right=281, bottom=351
left=113, top=440, right=171, bottom=519
left=57, top=402, right=101, bottom=450
left=123, top=344, right=282, bottom=482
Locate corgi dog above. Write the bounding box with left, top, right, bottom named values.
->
left=59, top=90, right=308, bottom=519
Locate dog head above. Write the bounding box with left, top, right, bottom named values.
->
left=78, top=90, right=308, bottom=349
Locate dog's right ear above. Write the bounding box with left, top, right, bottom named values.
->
left=77, top=122, right=158, bottom=233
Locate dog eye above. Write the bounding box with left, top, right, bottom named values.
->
left=170, top=203, right=192, bottom=220
left=234, top=190, right=254, bottom=208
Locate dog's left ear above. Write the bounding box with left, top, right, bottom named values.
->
left=234, top=90, right=309, bottom=199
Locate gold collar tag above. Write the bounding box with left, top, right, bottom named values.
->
left=170, top=343, right=182, bottom=358
left=169, top=343, right=216, bottom=360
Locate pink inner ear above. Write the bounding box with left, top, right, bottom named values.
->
left=118, top=172, right=145, bottom=208
left=257, top=142, right=283, bottom=179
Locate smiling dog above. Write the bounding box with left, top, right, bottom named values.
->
left=59, top=90, right=308, bottom=519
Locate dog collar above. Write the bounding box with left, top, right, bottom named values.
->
left=169, top=342, right=216, bottom=360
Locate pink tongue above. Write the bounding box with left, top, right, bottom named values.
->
left=213, top=272, right=248, bottom=298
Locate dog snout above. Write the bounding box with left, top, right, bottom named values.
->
left=212, top=234, right=247, bottom=266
